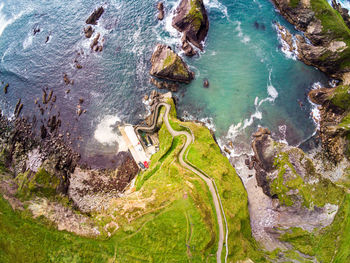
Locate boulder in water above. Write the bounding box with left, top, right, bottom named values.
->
left=84, top=26, right=94, bottom=38
left=86, top=7, right=104, bottom=25
left=157, top=2, right=165, bottom=20
left=172, top=0, right=209, bottom=50
left=150, top=44, right=194, bottom=83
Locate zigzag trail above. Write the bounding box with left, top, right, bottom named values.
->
left=136, top=102, right=228, bottom=263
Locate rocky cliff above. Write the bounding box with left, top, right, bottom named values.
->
left=150, top=44, right=194, bottom=83
left=272, top=0, right=350, bottom=81
left=309, top=84, right=350, bottom=163
left=247, top=127, right=349, bottom=262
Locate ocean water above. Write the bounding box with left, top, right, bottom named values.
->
left=0, top=0, right=330, bottom=163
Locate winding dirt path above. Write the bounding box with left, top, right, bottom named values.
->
left=137, top=102, right=227, bottom=263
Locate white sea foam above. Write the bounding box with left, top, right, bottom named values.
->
left=0, top=3, right=24, bottom=38
left=278, top=124, right=288, bottom=144
left=181, top=111, right=216, bottom=132
left=94, top=115, right=128, bottom=151
left=204, top=0, right=229, bottom=19
left=235, top=21, right=251, bottom=44
left=308, top=82, right=323, bottom=129
left=223, top=70, right=279, bottom=155
left=23, top=33, right=33, bottom=50
left=274, top=24, right=298, bottom=60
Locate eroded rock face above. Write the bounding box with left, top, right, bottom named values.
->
left=272, top=0, right=350, bottom=80
left=242, top=127, right=347, bottom=252
left=172, top=0, right=209, bottom=51
left=150, top=44, right=194, bottom=83
left=308, top=85, right=349, bottom=163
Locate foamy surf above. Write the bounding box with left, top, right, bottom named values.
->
left=308, top=82, right=323, bottom=129
left=222, top=69, right=279, bottom=156
left=94, top=115, right=128, bottom=151
left=235, top=21, right=251, bottom=44
left=274, top=23, right=298, bottom=60
left=0, top=3, right=24, bottom=38
left=204, top=0, right=229, bottom=19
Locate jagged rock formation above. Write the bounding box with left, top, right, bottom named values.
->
left=309, top=85, right=350, bottom=163
left=150, top=44, right=194, bottom=83
left=86, top=7, right=104, bottom=25
left=172, top=0, right=209, bottom=53
left=272, top=0, right=350, bottom=81
left=245, top=127, right=348, bottom=258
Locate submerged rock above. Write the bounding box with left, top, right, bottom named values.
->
left=203, top=78, right=209, bottom=88
left=150, top=44, right=194, bottom=83
left=86, top=7, right=104, bottom=25
left=3, top=83, right=9, bottom=94
left=172, top=0, right=209, bottom=51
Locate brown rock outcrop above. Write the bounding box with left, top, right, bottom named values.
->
left=86, top=7, right=104, bottom=25
left=157, top=2, right=165, bottom=20
left=150, top=44, right=194, bottom=83
left=172, top=0, right=209, bottom=51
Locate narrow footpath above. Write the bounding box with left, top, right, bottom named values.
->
left=137, top=102, right=227, bottom=263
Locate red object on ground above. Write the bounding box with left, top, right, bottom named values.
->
left=143, top=161, right=149, bottom=168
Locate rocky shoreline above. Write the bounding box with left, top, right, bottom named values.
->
left=230, top=1, right=350, bottom=260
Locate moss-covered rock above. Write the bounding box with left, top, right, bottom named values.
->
left=172, top=0, right=209, bottom=50
left=150, top=44, right=194, bottom=83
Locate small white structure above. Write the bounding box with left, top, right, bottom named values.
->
left=119, top=125, right=150, bottom=169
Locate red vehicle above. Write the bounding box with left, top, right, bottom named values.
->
left=143, top=161, right=149, bottom=169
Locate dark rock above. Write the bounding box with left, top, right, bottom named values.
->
left=150, top=78, right=179, bottom=92
left=63, top=74, right=71, bottom=85
left=3, top=83, right=9, bottom=94
left=86, top=7, right=104, bottom=25
left=172, top=0, right=209, bottom=51
left=254, top=21, right=259, bottom=29
left=308, top=87, right=335, bottom=105
left=33, top=25, right=40, bottom=35
left=181, top=34, right=197, bottom=56
left=14, top=99, right=21, bottom=116
left=251, top=127, right=275, bottom=172
left=84, top=26, right=94, bottom=38
left=90, top=33, right=100, bottom=49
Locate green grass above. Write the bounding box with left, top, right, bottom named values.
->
left=164, top=99, right=266, bottom=262
left=15, top=168, right=60, bottom=201
left=330, top=85, right=350, bottom=110
left=289, top=0, right=300, bottom=8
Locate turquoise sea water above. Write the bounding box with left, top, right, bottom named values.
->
left=0, top=0, right=331, bottom=162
